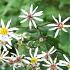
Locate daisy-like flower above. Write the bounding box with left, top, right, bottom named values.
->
left=0, top=50, right=10, bottom=64
left=59, top=54, right=70, bottom=70
left=47, top=14, right=70, bottom=38
left=42, top=56, right=63, bottom=70
left=42, top=46, right=57, bottom=59
left=24, top=47, right=43, bottom=69
left=0, top=19, right=19, bottom=40
left=9, top=48, right=29, bottom=70
left=19, top=4, right=43, bottom=30
left=11, top=49, right=25, bottom=67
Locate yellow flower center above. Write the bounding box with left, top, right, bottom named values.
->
left=67, top=63, right=70, bottom=68
left=31, top=57, right=38, bottom=64
left=0, top=28, right=8, bottom=35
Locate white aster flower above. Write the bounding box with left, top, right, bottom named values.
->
left=19, top=4, right=43, bottom=30
left=42, top=56, right=63, bottom=70
left=11, top=48, right=26, bottom=68
left=59, top=54, right=70, bottom=70
left=47, top=14, right=70, bottom=38
left=0, top=19, right=19, bottom=40
left=42, top=46, right=57, bottom=59
left=0, top=50, right=10, bottom=63
left=9, top=48, right=30, bottom=70
left=24, top=47, right=43, bottom=68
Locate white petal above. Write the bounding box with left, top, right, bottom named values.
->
left=43, top=59, right=51, bottom=64
left=34, top=47, right=38, bottom=57
left=21, top=9, right=28, bottom=15
left=32, top=20, right=37, bottom=28
left=62, top=28, right=67, bottom=32
left=54, top=57, right=57, bottom=64
left=23, top=59, right=30, bottom=64
left=6, top=44, right=12, bottom=49
left=30, top=4, right=33, bottom=14
left=63, top=54, right=69, bottom=62
left=1, top=19, right=5, bottom=28
left=2, top=50, right=5, bottom=55
left=15, top=48, right=19, bottom=56
left=62, top=17, right=70, bottom=24
left=68, top=68, right=70, bottom=70
left=24, top=57, right=31, bottom=60
left=13, top=67, right=15, bottom=70
left=7, top=40, right=12, bottom=46
left=33, top=11, right=43, bottom=16
left=9, top=32, right=19, bottom=40
left=8, top=27, right=18, bottom=31
left=3, top=45, right=7, bottom=51
left=58, top=60, right=68, bottom=66
left=6, top=19, right=11, bottom=28
left=29, top=20, right=32, bottom=30
left=49, top=27, right=57, bottom=31
left=34, top=17, right=43, bottom=21
left=20, top=18, right=27, bottom=23
left=11, top=53, right=16, bottom=56
left=29, top=48, right=33, bottom=57
left=50, top=49, right=57, bottom=54
left=3, top=51, right=8, bottom=57
left=32, top=6, right=38, bottom=14
left=42, top=64, right=50, bottom=67
left=58, top=14, right=61, bottom=22
left=52, top=15, right=58, bottom=23
left=64, top=25, right=70, bottom=27
left=48, top=46, right=55, bottom=54
left=47, top=68, right=51, bottom=70
left=19, top=15, right=27, bottom=18
left=37, top=54, right=45, bottom=58
left=38, top=59, right=43, bottom=61
left=48, top=56, right=53, bottom=64
left=47, top=24, right=57, bottom=26
left=54, top=29, right=60, bottom=38
left=57, top=66, right=63, bottom=70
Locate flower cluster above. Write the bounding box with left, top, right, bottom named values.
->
left=0, top=4, right=70, bottom=70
